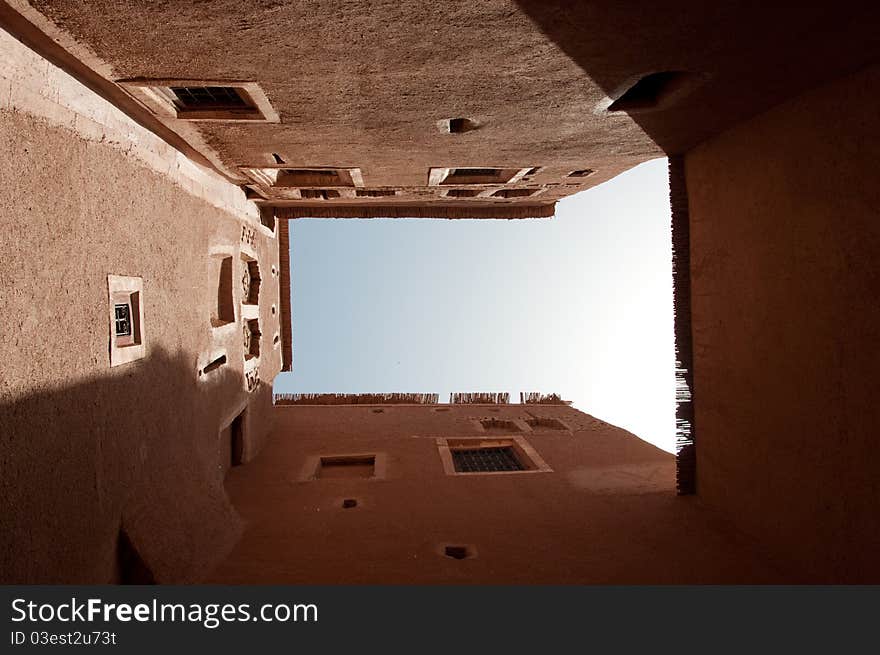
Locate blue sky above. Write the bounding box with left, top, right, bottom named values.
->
left=274, top=157, right=675, bottom=451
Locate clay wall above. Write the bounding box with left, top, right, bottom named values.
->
left=686, top=63, right=880, bottom=582
left=0, top=29, right=282, bottom=582
left=211, top=403, right=791, bottom=584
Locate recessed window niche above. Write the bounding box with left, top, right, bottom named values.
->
left=108, top=275, right=145, bottom=367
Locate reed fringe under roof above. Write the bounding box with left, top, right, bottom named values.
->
left=274, top=393, right=439, bottom=405
left=449, top=392, right=510, bottom=404
left=519, top=392, right=568, bottom=405
left=669, top=155, right=696, bottom=496
left=272, top=204, right=555, bottom=219
left=278, top=217, right=293, bottom=372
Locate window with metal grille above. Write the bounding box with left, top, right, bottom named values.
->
left=114, top=303, right=132, bottom=337
left=452, top=446, right=524, bottom=473
left=170, top=86, right=248, bottom=110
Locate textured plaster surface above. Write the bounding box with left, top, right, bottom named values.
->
left=0, top=33, right=283, bottom=581
left=210, top=404, right=790, bottom=584
left=687, top=63, right=880, bottom=583
left=18, top=0, right=662, bottom=211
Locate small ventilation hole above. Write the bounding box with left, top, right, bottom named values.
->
left=444, top=545, right=471, bottom=560
left=342, top=499, right=357, bottom=509
left=443, top=117, right=478, bottom=134
left=372, top=408, right=384, bottom=414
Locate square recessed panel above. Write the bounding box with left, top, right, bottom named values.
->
left=108, top=275, right=145, bottom=367
left=452, top=446, right=524, bottom=473
left=318, top=455, right=375, bottom=479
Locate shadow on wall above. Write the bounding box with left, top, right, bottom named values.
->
left=513, top=1, right=880, bottom=153
left=0, top=346, right=245, bottom=584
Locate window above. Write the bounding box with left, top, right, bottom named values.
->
left=428, top=167, right=532, bottom=186
left=452, top=446, right=524, bottom=472
left=114, top=303, right=132, bottom=339
left=243, top=319, right=261, bottom=359
left=443, top=117, right=478, bottom=134
left=492, top=188, right=537, bottom=198
left=170, top=86, right=247, bottom=110
left=108, top=275, right=145, bottom=367
left=241, top=257, right=261, bottom=305
left=567, top=169, right=594, bottom=178
left=212, top=255, right=235, bottom=327
left=118, top=80, right=279, bottom=122
left=299, top=189, right=341, bottom=200
left=436, top=437, right=552, bottom=476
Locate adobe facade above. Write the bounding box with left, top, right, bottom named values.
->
left=211, top=399, right=789, bottom=584
left=1, top=1, right=878, bottom=583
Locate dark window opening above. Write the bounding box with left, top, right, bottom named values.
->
left=230, top=413, right=245, bottom=467
left=213, top=256, right=235, bottom=325
left=446, top=189, right=481, bottom=198
left=567, top=169, right=594, bottom=178
left=356, top=189, right=396, bottom=197
left=244, top=319, right=261, bottom=359
left=259, top=206, right=276, bottom=231
left=444, top=545, right=472, bottom=560
left=452, top=446, right=524, bottom=473
left=447, top=117, right=477, bottom=133
left=492, top=188, right=536, bottom=198
left=300, top=189, right=341, bottom=200
left=242, top=259, right=261, bottom=305
left=114, top=303, right=132, bottom=337
left=276, top=169, right=353, bottom=187
left=440, top=168, right=512, bottom=185
left=170, top=86, right=248, bottom=110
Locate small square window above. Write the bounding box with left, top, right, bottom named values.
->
left=114, top=303, right=132, bottom=337
left=108, top=275, right=145, bottom=367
